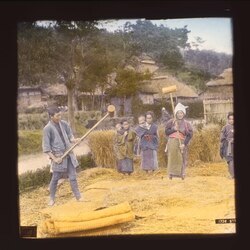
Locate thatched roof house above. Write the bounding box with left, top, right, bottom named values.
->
left=199, top=68, right=233, bottom=100
left=200, top=68, right=233, bottom=123
left=17, top=86, right=48, bottom=112
left=139, top=73, right=198, bottom=104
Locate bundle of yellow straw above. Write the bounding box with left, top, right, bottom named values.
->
left=41, top=202, right=134, bottom=235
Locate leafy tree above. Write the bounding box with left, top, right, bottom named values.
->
left=183, top=49, right=232, bottom=75
left=18, top=23, right=59, bottom=86
left=107, top=68, right=152, bottom=115
left=125, top=20, right=190, bottom=69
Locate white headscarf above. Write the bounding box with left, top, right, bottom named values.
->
left=174, top=103, right=188, bottom=116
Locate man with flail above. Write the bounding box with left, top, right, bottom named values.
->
left=165, top=103, right=193, bottom=180
left=220, top=112, right=234, bottom=179
left=42, top=106, right=83, bottom=206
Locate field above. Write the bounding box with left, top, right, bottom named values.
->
left=19, top=161, right=236, bottom=237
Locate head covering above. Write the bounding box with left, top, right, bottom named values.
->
left=162, top=107, right=166, bottom=111
left=174, top=103, right=188, bottom=116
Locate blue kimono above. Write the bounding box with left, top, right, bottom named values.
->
left=42, top=120, right=79, bottom=172
left=42, top=119, right=81, bottom=201
left=135, top=123, right=159, bottom=171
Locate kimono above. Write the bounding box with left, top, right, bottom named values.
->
left=42, top=120, right=79, bottom=172
left=42, top=119, right=81, bottom=200
left=135, top=123, right=159, bottom=171
left=165, top=118, right=193, bottom=179
left=220, top=123, right=234, bottom=178
left=114, top=129, right=136, bottom=174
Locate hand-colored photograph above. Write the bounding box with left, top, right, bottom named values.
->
left=17, top=17, right=235, bottom=238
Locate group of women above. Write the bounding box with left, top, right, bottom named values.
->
left=114, top=103, right=193, bottom=179
left=113, top=102, right=234, bottom=180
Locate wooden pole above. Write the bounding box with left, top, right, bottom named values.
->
left=61, top=105, right=115, bottom=159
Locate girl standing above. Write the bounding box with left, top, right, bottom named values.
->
left=137, top=111, right=159, bottom=173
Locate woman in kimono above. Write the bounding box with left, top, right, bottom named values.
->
left=113, top=122, right=125, bottom=173
left=220, top=112, right=234, bottom=179
left=165, top=103, right=193, bottom=180
left=114, top=120, right=136, bottom=175
left=133, top=115, right=147, bottom=156
left=135, top=111, right=159, bottom=173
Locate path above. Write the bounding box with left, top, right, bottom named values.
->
left=18, top=141, right=91, bottom=175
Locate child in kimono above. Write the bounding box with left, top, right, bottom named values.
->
left=113, top=122, right=125, bottom=173
left=114, top=121, right=136, bottom=175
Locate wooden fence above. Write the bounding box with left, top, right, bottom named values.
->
left=203, top=99, right=233, bottom=123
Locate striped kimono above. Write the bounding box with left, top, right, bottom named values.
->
left=165, top=118, right=193, bottom=179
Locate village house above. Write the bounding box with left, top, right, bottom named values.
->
left=17, top=86, right=48, bottom=112
left=199, top=68, right=233, bottom=122
left=107, top=55, right=199, bottom=116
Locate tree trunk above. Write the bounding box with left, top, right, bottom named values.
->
left=67, top=87, right=76, bottom=134
left=73, top=89, right=79, bottom=111
left=122, top=95, right=126, bottom=116
left=91, top=92, right=95, bottom=110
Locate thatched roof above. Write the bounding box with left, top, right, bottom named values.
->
left=206, top=68, right=233, bottom=87
left=43, top=84, right=67, bottom=96
left=140, top=74, right=199, bottom=99
left=199, top=86, right=233, bottom=100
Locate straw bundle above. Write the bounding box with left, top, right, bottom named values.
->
left=41, top=202, right=134, bottom=235
left=189, top=124, right=221, bottom=164
left=88, top=130, right=117, bottom=169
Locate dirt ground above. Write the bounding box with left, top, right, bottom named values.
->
left=19, top=160, right=236, bottom=237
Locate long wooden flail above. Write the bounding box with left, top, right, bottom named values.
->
left=162, top=85, right=183, bottom=153
left=61, top=105, right=115, bottom=159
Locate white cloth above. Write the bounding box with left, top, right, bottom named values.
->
left=174, top=103, right=188, bottom=115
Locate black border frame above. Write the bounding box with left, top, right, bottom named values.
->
left=1, top=1, right=249, bottom=249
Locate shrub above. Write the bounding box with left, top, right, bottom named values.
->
left=18, top=111, right=102, bottom=131
left=18, top=154, right=96, bottom=193
left=19, top=165, right=51, bottom=193
left=18, top=130, right=43, bottom=155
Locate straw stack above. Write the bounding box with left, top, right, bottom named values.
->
left=41, top=202, right=134, bottom=236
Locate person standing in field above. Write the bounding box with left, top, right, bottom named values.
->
left=114, top=120, right=136, bottom=175
left=137, top=111, right=159, bottom=174
left=134, top=115, right=147, bottom=156
left=113, top=122, right=125, bottom=173
left=42, top=106, right=84, bottom=206
left=220, top=112, right=234, bottom=179
left=165, top=103, right=193, bottom=180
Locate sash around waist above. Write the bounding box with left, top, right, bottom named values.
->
left=169, top=131, right=185, bottom=140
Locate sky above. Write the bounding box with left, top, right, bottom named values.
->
left=97, top=18, right=233, bottom=55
